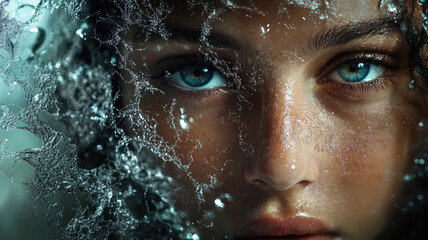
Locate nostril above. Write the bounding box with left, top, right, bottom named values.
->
left=252, top=179, right=270, bottom=188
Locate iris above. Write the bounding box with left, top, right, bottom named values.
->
left=180, top=66, right=213, bottom=87
left=337, top=62, right=370, bottom=82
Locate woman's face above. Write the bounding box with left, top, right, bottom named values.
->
left=120, top=0, right=427, bottom=239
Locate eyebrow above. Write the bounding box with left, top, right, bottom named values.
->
left=144, top=25, right=251, bottom=52
left=308, top=18, right=402, bottom=51
left=144, top=18, right=402, bottom=54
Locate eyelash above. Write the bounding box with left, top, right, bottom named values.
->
left=317, top=53, right=402, bottom=94
left=149, top=53, right=402, bottom=98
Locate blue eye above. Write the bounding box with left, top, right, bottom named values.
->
left=168, top=65, right=227, bottom=89
left=328, top=62, right=385, bottom=83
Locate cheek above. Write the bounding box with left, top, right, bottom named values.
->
left=129, top=89, right=244, bottom=183
left=316, top=101, right=416, bottom=237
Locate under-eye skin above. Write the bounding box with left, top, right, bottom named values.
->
left=318, top=52, right=403, bottom=94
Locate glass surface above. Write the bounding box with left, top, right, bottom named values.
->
left=0, top=0, right=428, bottom=239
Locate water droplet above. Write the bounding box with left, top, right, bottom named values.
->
left=408, top=80, right=415, bottom=90
left=16, top=4, right=36, bottom=23
left=110, top=57, right=117, bottom=66
left=179, top=119, right=190, bottom=130
left=179, top=108, right=194, bottom=130
left=214, top=193, right=233, bottom=210
left=419, top=121, right=424, bottom=127
left=33, top=94, right=39, bottom=101
left=291, top=164, right=296, bottom=170
left=156, top=45, right=163, bottom=51
left=403, top=174, right=414, bottom=182
left=203, top=210, right=215, bottom=220
left=75, top=22, right=89, bottom=40
left=378, top=0, right=400, bottom=16
left=214, top=198, right=225, bottom=209
left=96, top=144, right=103, bottom=151
left=418, top=194, right=424, bottom=200
left=261, top=24, right=270, bottom=35
left=186, top=233, right=200, bottom=240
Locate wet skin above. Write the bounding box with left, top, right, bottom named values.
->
left=120, top=0, right=428, bottom=239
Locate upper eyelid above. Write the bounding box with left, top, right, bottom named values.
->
left=149, top=54, right=235, bottom=79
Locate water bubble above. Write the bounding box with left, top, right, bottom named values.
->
left=214, top=193, right=233, bottom=210
left=291, top=164, right=296, bottom=170
left=408, top=80, right=415, bottom=90
left=16, top=4, right=36, bottom=23
left=419, top=122, right=424, bottom=127
left=418, top=194, right=424, bottom=200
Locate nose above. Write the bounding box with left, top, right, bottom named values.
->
left=244, top=84, right=320, bottom=192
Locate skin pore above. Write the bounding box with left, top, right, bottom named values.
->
left=119, top=0, right=428, bottom=239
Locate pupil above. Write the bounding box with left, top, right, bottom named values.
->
left=194, top=68, right=204, bottom=77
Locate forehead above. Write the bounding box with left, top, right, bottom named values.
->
left=151, top=0, right=391, bottom=58
left=168, top=0, right=384, bottom=25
